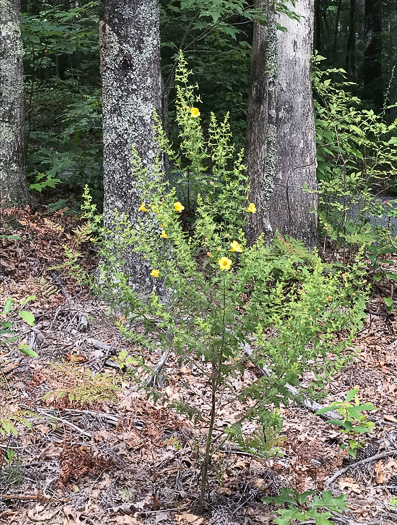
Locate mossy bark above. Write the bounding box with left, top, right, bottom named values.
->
left=0, top=0, right=30, bottom=208
left=99, top=0, right=162, bottom=295
left=245, top=0, right=317, bottom=249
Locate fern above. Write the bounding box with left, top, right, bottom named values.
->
left=0, top=410, right=36, bottom=437
left=44, top=366, right=120, bottom=406
left=273, top=233, right=318, bottom=266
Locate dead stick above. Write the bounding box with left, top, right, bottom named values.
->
left=325, top=449, right=397, bottom=486
left=242, top=342, right=342, bottom=421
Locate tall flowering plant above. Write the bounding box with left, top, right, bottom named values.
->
left=82, top=53, right=368, bottom=507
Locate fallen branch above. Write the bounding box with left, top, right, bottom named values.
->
left=325, top=449, right=397, bottom=486
left=147, top=347, right=171, bottom=387
left=242, top=343, right=342, bottom=421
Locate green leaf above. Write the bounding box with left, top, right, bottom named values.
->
left=346, top=406, right=361, bottom=420
left=3, top=298, right=13, bottom=315
left=19, top=310, right=35, bottom=327
left=384, top=297, right=393, bottom=311
left=345, top=388, right=358, bottom=402
left=19, top=345, right=39, bottom=358
left=21, top=295, right=36, bottom=307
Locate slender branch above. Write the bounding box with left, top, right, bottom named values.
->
left=325, top=449, right=397, bottom=486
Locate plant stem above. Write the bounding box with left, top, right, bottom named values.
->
left=198, top=276, right=227, bottom=511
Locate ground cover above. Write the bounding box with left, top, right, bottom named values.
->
left=0, top=206, right=396, bottom=525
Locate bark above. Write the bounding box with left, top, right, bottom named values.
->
left=245, top=0, right=318, bottom=248
left=99, top=0, right=162, bottom=295
left=364, top=0, right=383, bottom=106
left=0, top=0, right=30, bottom=208
left=245, top=0, right=271, bottom=244
left=390, top=2, right=397, bottom=122
left=345, top=0, right=357, bottom=79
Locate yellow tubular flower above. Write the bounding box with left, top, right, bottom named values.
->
left=246, top=202, right=257, bottom=213
left=150, top=269, right=159, bottom=278
left=160, top=230, right=169, bottom=239
left=174, top=201, right=185, bottom=212
left=230, top=241, right=242, bottom=253
left=190, top=107, right=200, bottom=118
left=218, top=257, right=232, bottom=271
left=139, top=202, right=148, bottom=212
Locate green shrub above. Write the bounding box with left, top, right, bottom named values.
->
left=80, top=54, right=368, bottom=507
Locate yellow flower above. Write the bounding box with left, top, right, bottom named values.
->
left=218, top=257, right=232, bottom=271
left=207, top=252, right=213, bottom=258
left=230, top=241, right=242, bottom=253
left=174, top=202, right=185, bottom=212
left=246, top=202, right=257, bottom=213
left=150, top=269, right=159, bottom=278
left=160, top=230, right=169, bottom=239
left=139, top=202, right=148, bottom=212
left=190, top=107, right=200, bottom=118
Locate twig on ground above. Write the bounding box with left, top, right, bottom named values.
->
left=38, top=408, right=92, bottom=438
left=147, top=347, right=171, bottom=387
left=242, top=342, right=342, bottom=421
left=325, top=449, right=397, bottom=486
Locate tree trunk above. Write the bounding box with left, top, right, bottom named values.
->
left=99, top=0, right=162, bottom=295
left=390, top=2, right=397, bottom=122
left=0, top=0, right=30, bottom=208
left=245, top=0, right=317, bottom=248
left=345, top=0, right=357, bottom=79
left=364, top=0, right=383, bottom=106
left=245, top=0, right=271, bottom=244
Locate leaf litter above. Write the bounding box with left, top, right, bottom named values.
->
left=0, top=206, right=397, bottom=524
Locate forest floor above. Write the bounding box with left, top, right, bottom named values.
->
left=0, top=205, right=397, bottom=525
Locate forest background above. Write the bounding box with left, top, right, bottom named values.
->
left=18, top=0, right=397, bottom=209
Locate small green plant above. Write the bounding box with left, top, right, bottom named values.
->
left=0, top=409, right=35, bottom=437
left=316, top=388, right=377, bottom=458
left=0, top=296, right=38, bottom=357
left=110, top=348, right=143, bottom=374
left=389, top=497, right=397, bottom=510
left=43, top=365, right=120, bottom=406
left=264, top=488, right=348, bottom=525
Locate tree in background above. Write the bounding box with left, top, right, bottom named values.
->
left=99, top=0, right=162, bottom=294
left=245, top=0, right=317, bottom=248
left=364, top=0, right=383, bottom=106
left=0, top=0, right=30, bottom=207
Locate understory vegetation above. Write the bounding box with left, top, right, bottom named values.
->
left=1, top=2, right=397, bottom=524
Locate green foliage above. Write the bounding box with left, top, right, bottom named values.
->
left=264, top=488, right=348, bottom=525
left=0, top=296, right=38, bottom=358
left=312, top=55, right=397, bottom=246
left=22, top=2, right=102, bottom=197
left=316, top=388, right=377, bottom=457
left=79, top=56, right=368, bottom=504
left=43, top=366, right=120, bottom=406
left=0, top=410, right=35, bottom=438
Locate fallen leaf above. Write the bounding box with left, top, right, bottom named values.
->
left=339, top=476, right=362, bottom=493
left=114, top=517, right=143, bottom=525
left=375, top=460, right=385, bottom=483
left=177, top=512, right=205, bottom=524
left=27, top=504, right=59, bottom=522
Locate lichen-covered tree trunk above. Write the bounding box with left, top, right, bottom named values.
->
left=245, top=0, right=317, bottom=248
left=0, top=0, right=30, bottom=208
left=99, top=0, right=162, bottom=294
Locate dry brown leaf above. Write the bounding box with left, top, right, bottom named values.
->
left=27, top=504, right=59, bottom=522
left=339, top=476, right=362, bottom=494
left=114, top=517, right=144, bottom=525
left=384, top=414, right=397, bottom=423
left=177, top=512, right=205, bottom=524
left=375, top=460, right=385, bottom=484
